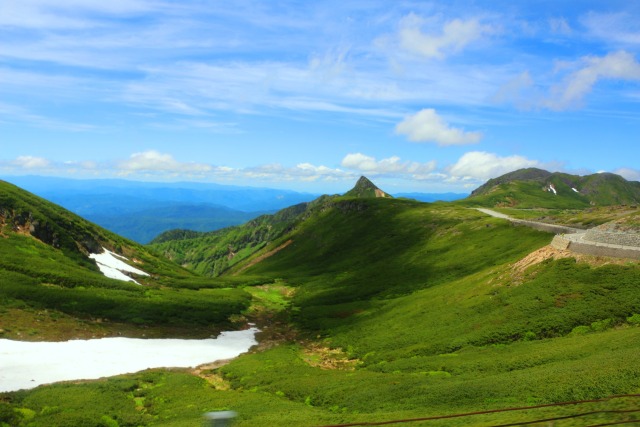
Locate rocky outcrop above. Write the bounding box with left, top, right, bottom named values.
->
left=345, top=176, right=391, bottom=198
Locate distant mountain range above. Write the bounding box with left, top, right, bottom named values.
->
left=466, top=168, right=640, bottom=208
left=1, top=176, right=318, bottom=243
left=1, top=176, right=467, bottom=242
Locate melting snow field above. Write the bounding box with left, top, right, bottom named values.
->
left=0, top=328, right=259, bottom=392
left=89, top=247, right=149, bottom=284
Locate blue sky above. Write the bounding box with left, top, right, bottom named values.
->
left=1, top=0, right=640, bottom=193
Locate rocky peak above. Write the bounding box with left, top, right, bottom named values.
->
left=345, top=176, right=391, bottom=198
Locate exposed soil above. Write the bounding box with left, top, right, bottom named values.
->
left=191, top=360, right=233, bottom=389
left=512, top=245, right=571, bottom=275
left=301, top=343, right=359, bottom=370
left=511, top=244, right=637, bottom=282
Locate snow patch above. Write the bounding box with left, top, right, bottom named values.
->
left=0, top=328, right=259, bottom=392
left=572, top=187, right=579, bottom=193
left=546, top=184, right=557, bottom=195
left=89, top=248, right=149, bottom=284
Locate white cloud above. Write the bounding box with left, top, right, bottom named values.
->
left=549, top=17, right=572, bottom=35
left=547, top=50, right=640, bottom=110
left=341, top=153, right=436, bottom=175
left=581, top=12, right=640, bottom=46
left=13, top=156, right=51, bottom=169
left=614, top=167, right=640, bottom=182
left=395, top=109, right=482, bottom=145
left=448, top=151, right=540, bottom=181
left=118, top=150, right=213, bottom=173
left=492, top=71, right=535, bottom=107
left=398, top=13, right=493, bottom=59
left=0, top=0, right=157, bottom=29
left=0, top=101, right=95, bottom=132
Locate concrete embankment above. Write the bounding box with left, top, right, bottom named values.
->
left=476, top=208, right=640, bottom=260
left=551, top=233, right=640, bottom=260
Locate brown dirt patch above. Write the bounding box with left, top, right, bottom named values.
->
left=301, top=343, right=359, bottom=370
left=191, top=360, right=233, bottom=389
left=509, top=244, right=638, bottom=285
left=512, top=245, right=571, bottom=275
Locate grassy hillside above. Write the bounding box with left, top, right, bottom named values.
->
left=2, top=182, right=640, bottom=426
left=149, top=176, right=395, bottom=276
left=0, top=180, right=253, bottom=340
left=150, top=201, right=312, bottom=276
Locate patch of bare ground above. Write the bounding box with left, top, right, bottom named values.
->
left=301, top=343, right=359, bottom=371
left=234, top=239, right=293, bottom=274
left=506, top=245, right=638, bottom=286
left=512, top=245, right=572, bottom=276
left=192, top=360, right=233, bottom=389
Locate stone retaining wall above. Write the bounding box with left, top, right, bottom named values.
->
left=477, top=208, right=640, bottom=260
left=583, top=229, right=640, bottom=247
left=552, top=234, right=640, bottom=260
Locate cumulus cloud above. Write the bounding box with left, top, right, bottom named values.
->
left=341, top=153, right=436, bottom=175
left=398, top=13, right=493, bottom=59
left=547, top=50, right=640, bottom=110
left=13, top=156, right=51, bottom=169
left=448, top=151, right=540, bottom=181
left=118, top=150, right=213, bottom=173
left=395, top=109, right=482, bottom=145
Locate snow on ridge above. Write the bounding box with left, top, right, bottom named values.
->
left=89, top=247, right=149, bottom=284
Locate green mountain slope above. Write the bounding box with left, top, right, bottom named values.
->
left=150, top=177, right=394, bottom=276
left=466, top=167, right=640, bottom=208
left=3, top=177, right=640, bottom=426
left=0, top=180, right=251, bottom=339
left=150, top=201, right=312, bottom=276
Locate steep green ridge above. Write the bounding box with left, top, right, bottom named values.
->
left=0, top=180, right=251, bottom=338
left=466, top=168, right=640, bottom=208
left=150, top=177, right=392, bottom=276
left=150, top=201, right=312, bottom=276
